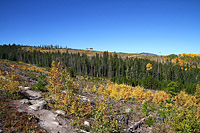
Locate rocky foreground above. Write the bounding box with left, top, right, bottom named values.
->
left=3, top=86, right=153, bottom=133
left=13, top=86, right=73, bottom=133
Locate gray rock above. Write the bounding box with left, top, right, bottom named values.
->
left=29, top=100, right=47, bottom=111
left=38, top=100, right=47, bottom=107
left=18, top=109, right=25, bottom=112
left=16, top=92, right=73, bottom=133
left=20, top=99, right=29, bottom=104
left=84, top=121, right=90, bottom=126
left=29, top=104, right=40, bottom=111
left=55, top=110, right=66, bottom=116
left=51, top=121, right=59, bottom=126
left=38, top=109, right=74, bottom=133
left=24, top=90, right=42, bottom=100
left=18, top=86, right=23, bottom=89
left=79, top=95, right=90, bottom=102
left=24, top=87, right=30, bottom=90
left=125, top=108, right=131, bottom=113
left=39, top=110, right=61, bottom=130
left=29, top=100, right=39, bottom=105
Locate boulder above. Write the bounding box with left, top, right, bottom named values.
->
left=20, top=99, right=29, bottom=104
left=51, top=121, right=59, bottom=126
left=29, top=100, right=47, bottom=111
left=55, top=110, right=66, bottom=116
left=29, top=100, right=39, bottom=105
left=18, top=109, right=25, bottom=112
left=29, top=104, right=40, bottom=111
left=24, top=87, right=30, bottom=90
left=19, top=86, right=31, bottom=91
left=24, top=90, right=42, bottom=100
left=84, top=121, right=90, bottom=126
left=38, top=100, right=47, bottom=107
left=39, top=110, right=62, bottom=131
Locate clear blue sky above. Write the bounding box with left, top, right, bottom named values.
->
left=0, top=0, right=200, bottom=55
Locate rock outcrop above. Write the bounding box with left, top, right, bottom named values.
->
left=14, top=86, right=74, bottom=133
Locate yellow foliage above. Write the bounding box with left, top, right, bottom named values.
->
left=0, top=71, right=21, bottom=94
left=48, top=61, right=65, bottom=94
left=18, top=61, right=23, bottom=64
left=103, top=83, right=133, bottom=101
left=10, top=64, right=15, bottom=67
left=181, top=67, right=183, bottom=70
left=175, top=91, right=198, bottom=108
left=144, top=90, right=153, bottom=102
left=92, top=85, right=97, bottom=93
left=146, top=63, right=152, bottom=71
left=152, top=90, right=171, bottom=105
left=47, top=60, right=83, bottom=116
left=97, top=84, right=104, bottom=95
left=132, top=86, right=145, bottom=100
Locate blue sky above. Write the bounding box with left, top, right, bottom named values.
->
left=0, top=0, right=200, bottom=55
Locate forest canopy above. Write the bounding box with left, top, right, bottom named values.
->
left=0, top=44, right=199, bottom=95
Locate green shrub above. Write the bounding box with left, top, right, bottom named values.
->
left=146, top=116, right=155, bottom=127
left=168, top=107, right=200, bottom=132
left=36, top=80, right=47, bottom=92
left=166, top=81, right=178, bottom=96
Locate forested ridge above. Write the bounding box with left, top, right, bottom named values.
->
left=1, top=44, right=200, bottom=94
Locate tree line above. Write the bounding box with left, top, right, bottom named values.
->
left=0, top=44, right=199, bottom=94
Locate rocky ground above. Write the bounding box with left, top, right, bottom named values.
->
left=1, top=85, right=153, bottom=133
left=12, top=86, right=74, bottom=133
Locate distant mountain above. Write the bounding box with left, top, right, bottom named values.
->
left=139, top=52, right=157, bottom=55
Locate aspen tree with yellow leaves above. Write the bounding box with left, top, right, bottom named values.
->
left=48, top=61, right=63, bottom=96
left=48, top=60, right=76, bottom=99
left=146, top=63, right=152, bottom=71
